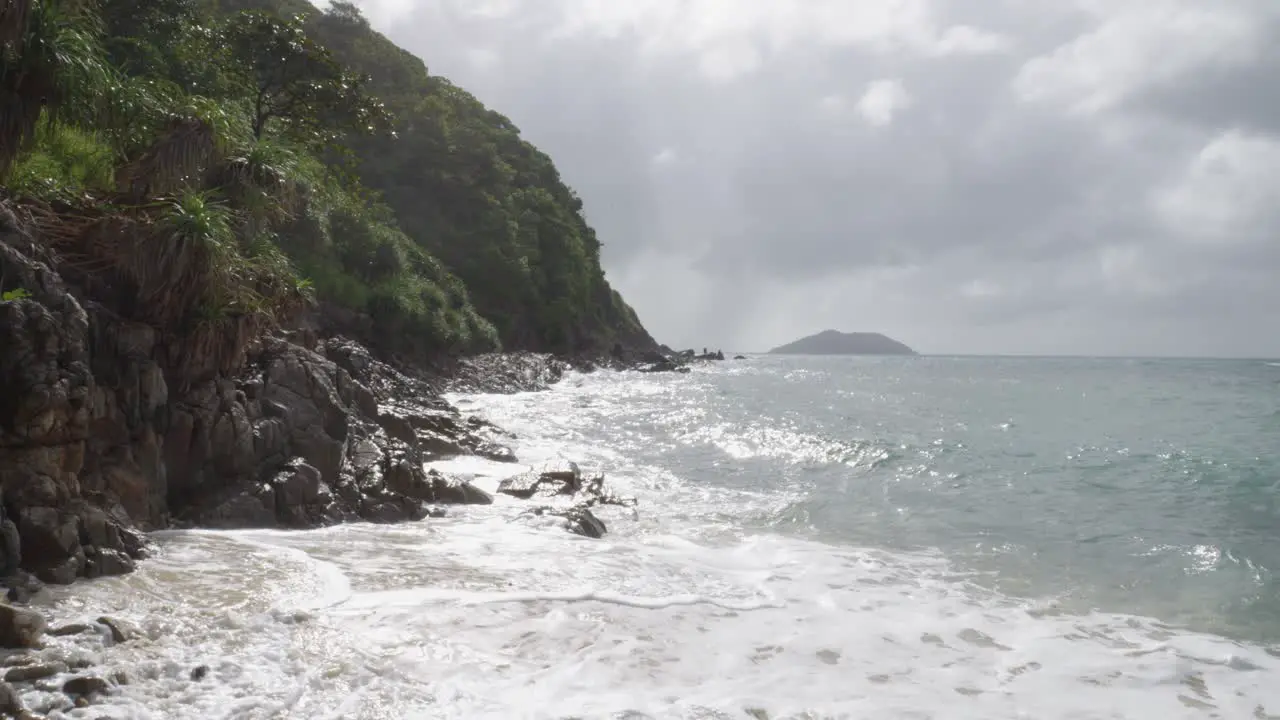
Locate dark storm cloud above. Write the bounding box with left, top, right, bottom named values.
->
left=335, top=0, right=1280, bottom=356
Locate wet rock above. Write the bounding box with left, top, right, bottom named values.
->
left=376, top=412, right=416, bottom=445
left=0, top=604, right=45, bottom=649
left=18, top=507, right=84, bottom=584
left=62, top=675, right=109, bottom=697
left=96, top=616, right=140, bottom=644
left=1, top=654, right=35, bottom=668
left=0, top=681, right=25, bottom=717
left=5, top=660, right=66, bottom=682
left=0, top=520, right=19, bottom=579
left=442, top=352, right=567, bottom=394
left=565, top=507, right=608, bottom=538
left=497, top=461, right=581, bottom=499
left=1, top=572, right=43, bottom=605
left=199, top=485, right=276, bottom=529
left=427, top=471, right=493, bottom=505
left=190, top=665, right=209, bottom=681
left=49, top=624, right=92, bottom=640
left=531, top=506, right=608, bottom=539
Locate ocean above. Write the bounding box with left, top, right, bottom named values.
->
left=42, top=356, right=1280, bottom=718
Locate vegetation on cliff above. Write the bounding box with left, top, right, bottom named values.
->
left=0, top=0, right=652, bottom=371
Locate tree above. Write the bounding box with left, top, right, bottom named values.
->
left=224, top=10, right=388, bottom=146
left=0, top=0, right=114, bottom=175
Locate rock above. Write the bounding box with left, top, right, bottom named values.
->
left=496, top=472, right=543, bottom=500
left=96, top=616, right=140, bottom=644
left=0, top=604, right=45, bottom=648
left=564, top=507, right=608, bottom=538
left=18, top=507, right=84, bottom=584
left=190, top=665, right=209, bottom=681
left=109, top=669, right=129, bottom=686
left=5, top=661, right=66, bottom=682
left=62, top=675, right=109, bottom=697
left=0, top=681, right=25, bottom=717
left=376, top=412, right=416, bottom=445
left=0, top=521, right=19, bottom=579
left=199, top=485, right=276, bottom=529
left=442, top=352, right=567, bottom=394
left=48, top=623, right=93, bottom=637
left=496, top=461, right=580, bottom=499
left=427, top=471, right=493, bottom=505
left=734, top=355, right=746, bottom=360
left=531, top=506, right=608, bottom=539
left=0, top=573, right=43, bottom=605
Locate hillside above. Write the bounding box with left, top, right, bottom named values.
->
left=225, top=0, right=656, bottom=354
left=769, top=330, right=917, bottom=356
left=0, top=0, right=660, bottom=596
left=2, top=0, right=654, bottom=362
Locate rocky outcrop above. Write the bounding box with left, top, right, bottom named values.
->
left=179, top=337, right=510, bottom=529
left=577, top=343, right=730, bottom=374
left=442, top=351, right=568, bottom=394
left=0, top=204, right=533, bottom=590
left=499, top=461, right=635, bottom=539
left=0, top=199, right=641, bottom=597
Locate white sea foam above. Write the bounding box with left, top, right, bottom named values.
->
left=37, top=369, right=1280, bottom=719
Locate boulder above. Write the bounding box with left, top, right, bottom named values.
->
left=5, top=661, right=66, bottom=682
left=496, top=461, right=581, bottom=499
left=62, top=675, right=110, bottom=697
left=0, top=604, right=45, bottom=648
left=529, top=505, right=608, bottom=539
left=427, top=471, right=493, bottom=505
left=0, top=681, right=25, bottom=717
left=96, top=616, right=141, bottom=644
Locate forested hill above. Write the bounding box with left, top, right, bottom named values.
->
left=1, top=0, right=655, bottom=361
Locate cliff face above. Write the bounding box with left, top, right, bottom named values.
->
left=0, top=204, right=541, bottom=588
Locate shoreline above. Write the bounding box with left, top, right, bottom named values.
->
left=0, top=211, right=718, bottom=713
left=5, top=358, right=1280, bottom=717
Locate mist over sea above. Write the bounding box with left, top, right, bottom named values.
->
left=47, top=355, right=1280, bottom=718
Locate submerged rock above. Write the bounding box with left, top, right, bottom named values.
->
left=0, top=604, right=45, bottom=649
left=5, top=661, right=66, bottom=682
left=62, top=674, right=109, bottom=697
left=497, top=461, right=581, bottom=499
left=529, top=505, right=608, bottom=539
left=0, top=681, right=25, bottom=717
left=96, top=616, right=141, bottom=645
left=48, top=623, right=94, bottom=637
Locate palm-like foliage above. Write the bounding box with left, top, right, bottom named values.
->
left=0, top=0, right=114, bottom=176
left=211, top=137, right=302, bottom=240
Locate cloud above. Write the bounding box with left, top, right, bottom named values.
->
left=856, top=79, right=913, bottom=127
left=339, top=0, right=1280, bottom=357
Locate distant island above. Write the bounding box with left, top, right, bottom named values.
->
left=768, top=330, right=917, bottom=356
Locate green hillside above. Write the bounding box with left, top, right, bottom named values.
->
left=0, top=0, right=654, bottom=366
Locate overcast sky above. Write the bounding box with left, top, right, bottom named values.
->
left=332, top=0, right=1280, bottom=357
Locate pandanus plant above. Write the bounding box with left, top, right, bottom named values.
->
left=0, top=0, right=113, bottom=177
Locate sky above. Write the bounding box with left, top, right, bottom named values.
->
left=328, top=0, right=1280, bottom=356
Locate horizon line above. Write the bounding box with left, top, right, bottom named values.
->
left=719, top=351, right=1280, bottom=362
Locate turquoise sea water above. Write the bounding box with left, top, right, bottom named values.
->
left=48, top=355, right=1280, bottom=718
left=611, top=355, right=1280, bottom=644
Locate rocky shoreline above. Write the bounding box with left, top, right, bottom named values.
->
left=0, top=201, right=728, bottom=715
